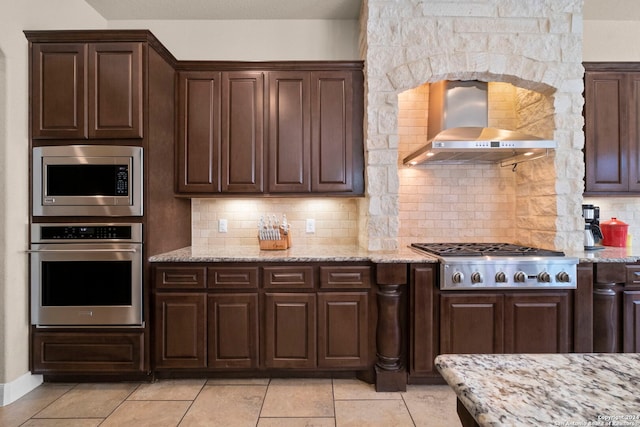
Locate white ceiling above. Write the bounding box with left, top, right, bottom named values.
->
left=85, top=0, right=362, bottom=20
left=84, top=0, right=640, bottom=21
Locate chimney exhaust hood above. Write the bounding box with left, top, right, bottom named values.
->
left=402, top=81, right=556, bottom=166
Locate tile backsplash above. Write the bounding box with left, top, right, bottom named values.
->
left=192, top=198, right=359, bottom=247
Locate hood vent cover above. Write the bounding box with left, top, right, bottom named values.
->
left=402, top=81, right=556, bottom=166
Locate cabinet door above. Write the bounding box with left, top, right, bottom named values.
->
left=584, top=71, right=628, bottom=192
left=410, top=265, right=438, bottom=377
left=317, top=292, right=368, bottom=368
left=154, top=293, right=206, bottom=369
left=31, top=43, right=87, bottom=139
left=88, top=42, right=143, bottom=139
left=623, top=290, right=640, bottom=352
left=628, top=74, right=640, bottom=192
left=504, top=293, right=570, bottom=353
left=221, top=71, right=264, bottom=192
left=264, top=293, right=316, bottom=368
left=440, top=294, right=503, bottom=354
left=177, top=71, right=221, bottom=193
left=311, top=71, right=354, bottom=192
left=267, top=71, right=311, bottom=192
left=208, top=294, right=259, bottom=369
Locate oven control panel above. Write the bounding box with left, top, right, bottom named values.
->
left=31, top=223, right=142, bottom=243
left=440, top=257, right=578, bottom=290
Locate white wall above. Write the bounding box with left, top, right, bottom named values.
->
left=0, top=0, right=106, bottom=403
left=108, top=20, right=359, bottom=60
left=583, top=20, right=640, bottom=61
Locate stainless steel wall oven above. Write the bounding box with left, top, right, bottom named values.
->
left=32, top=145, right=143, bottom=217
left=30, top=223, right=143, bottom=326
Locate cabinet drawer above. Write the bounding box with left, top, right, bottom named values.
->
left=208, top=266, right=259, bottom=289
left=263, top=266, right=314, bottom=290
left=626, top=265, right=640, bottom=287
left=320, top=266, right=371, bottom=289
left=155, top=267, right=206, bottom=289
left=32, top=331, right=145, bottom=374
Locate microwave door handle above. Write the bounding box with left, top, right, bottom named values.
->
left=27, top=248, right=138, bottom=253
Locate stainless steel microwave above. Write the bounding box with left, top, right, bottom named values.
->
left=32, top=145, right=143, bottom=216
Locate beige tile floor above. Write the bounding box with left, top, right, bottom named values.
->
left=0, top=378, right=462, bottom=427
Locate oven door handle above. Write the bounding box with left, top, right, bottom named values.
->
left=27, top=248, right=138, bottom=253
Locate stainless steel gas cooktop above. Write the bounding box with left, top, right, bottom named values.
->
left=411, top=242, right=578, bottom=290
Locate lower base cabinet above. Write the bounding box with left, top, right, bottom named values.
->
left=152, top=263, right=372, bottom=373
left=440, top=292, right=570, bottom=354
left=32, top=330, right=146, bottom=375
left=623, top=290, right=640, bottom=352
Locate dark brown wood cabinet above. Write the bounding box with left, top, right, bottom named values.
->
left=584, top=63, right=640, bottom=194
left=440, top=292, right=569, bottom=355
left=208, top=293, right=259, bottom=369
left=264, top=292, right=317, bottom=368
left=26, top=30, right=192, bottom=379
left=176, top=71, right=221, bottom=193
left=504, top=293, right=570, bottom=353
left=221, top=71, right=264, bottom=193
left=440, top=294, right=504, bottom=354
left=176, top=63, right=364, bottom=196
left=31, top=41, right=143, bottom=140
left=593, top=262, right=640, bottom=353
left=409, top=264, right=438, bottom=382
left=153, top=262, right=373, bottom=374
left=155, top=292, right=207, bottom=368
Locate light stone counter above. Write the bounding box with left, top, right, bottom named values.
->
left=148, top=245, right=438, bottom=264
left=435, top=353, right=640, bottom=427
left=572, top=246, right=640, bottom=263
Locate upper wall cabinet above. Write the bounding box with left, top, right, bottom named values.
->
left=584, top=63, right=640, bottom=194
left=176, top=62, right=364, bottom=196
left=30, top=40, right=143, bottom=140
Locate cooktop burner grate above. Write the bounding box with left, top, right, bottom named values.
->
left=411, top=242, right=565, bottom=257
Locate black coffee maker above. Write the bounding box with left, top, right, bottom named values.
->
left=582, top=204, right=603, bottom=248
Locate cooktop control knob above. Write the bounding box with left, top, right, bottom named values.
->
left=537, top=272, right=551, bottom=283
left=495, top=271, right=508, bottom=283
left=556, top=271, right=571, bottom=282
left=514, top=271, right=527, bottom=283
left=471, top=272, right=483, bottom=284
left=452, top=272, right=464, bottom=284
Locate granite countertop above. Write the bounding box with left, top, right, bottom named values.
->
left=149, top=245, right=640, bottom=264
left=435, top=353, right=640, bottom=427
left=148, top=245, right=437, bottom=264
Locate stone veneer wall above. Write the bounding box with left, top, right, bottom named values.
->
left=360, top=0, right=586, bottom=252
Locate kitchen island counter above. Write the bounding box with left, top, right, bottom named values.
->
left=149, top=245, right=437, bottom=264
left=435, top=353, right=640, bottom=427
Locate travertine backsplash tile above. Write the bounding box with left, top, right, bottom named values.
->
left=192, top=198, right=359, bottom=247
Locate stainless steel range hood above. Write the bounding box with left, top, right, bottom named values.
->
left=403, top=81, right=556, bottom=166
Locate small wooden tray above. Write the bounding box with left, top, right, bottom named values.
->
left=258, top=231, right=291, bottom=250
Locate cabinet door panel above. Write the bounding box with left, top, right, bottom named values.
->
left=311, top=71, right=353, bottom=192
left=154, top=293, right=206, bottom=369
left=177, top=72, right=221, bottom=193
left=208, top=294, right=259, bottom=369
left=623, top=290, right=640, bottom=352
left=221, top=71, right=264, bottom=192
left=629, top=75, right=640, bottom=191
left=31, top=43, right=87, bottom=139
left=504, top=293, right=570, bottom=353
left=264, top=293, right=316, bottom=368
left=440, top=294, right=503, bottom=354
left=88, top=42, right=143, bottom=138
left=317, top=292, right=368, bottom=368
left=268, top=72, right=311, bottom=192
left=584, top=72, right=628, bottom=192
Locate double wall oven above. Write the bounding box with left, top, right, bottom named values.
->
left=30, top=145, right=144, bottom=327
